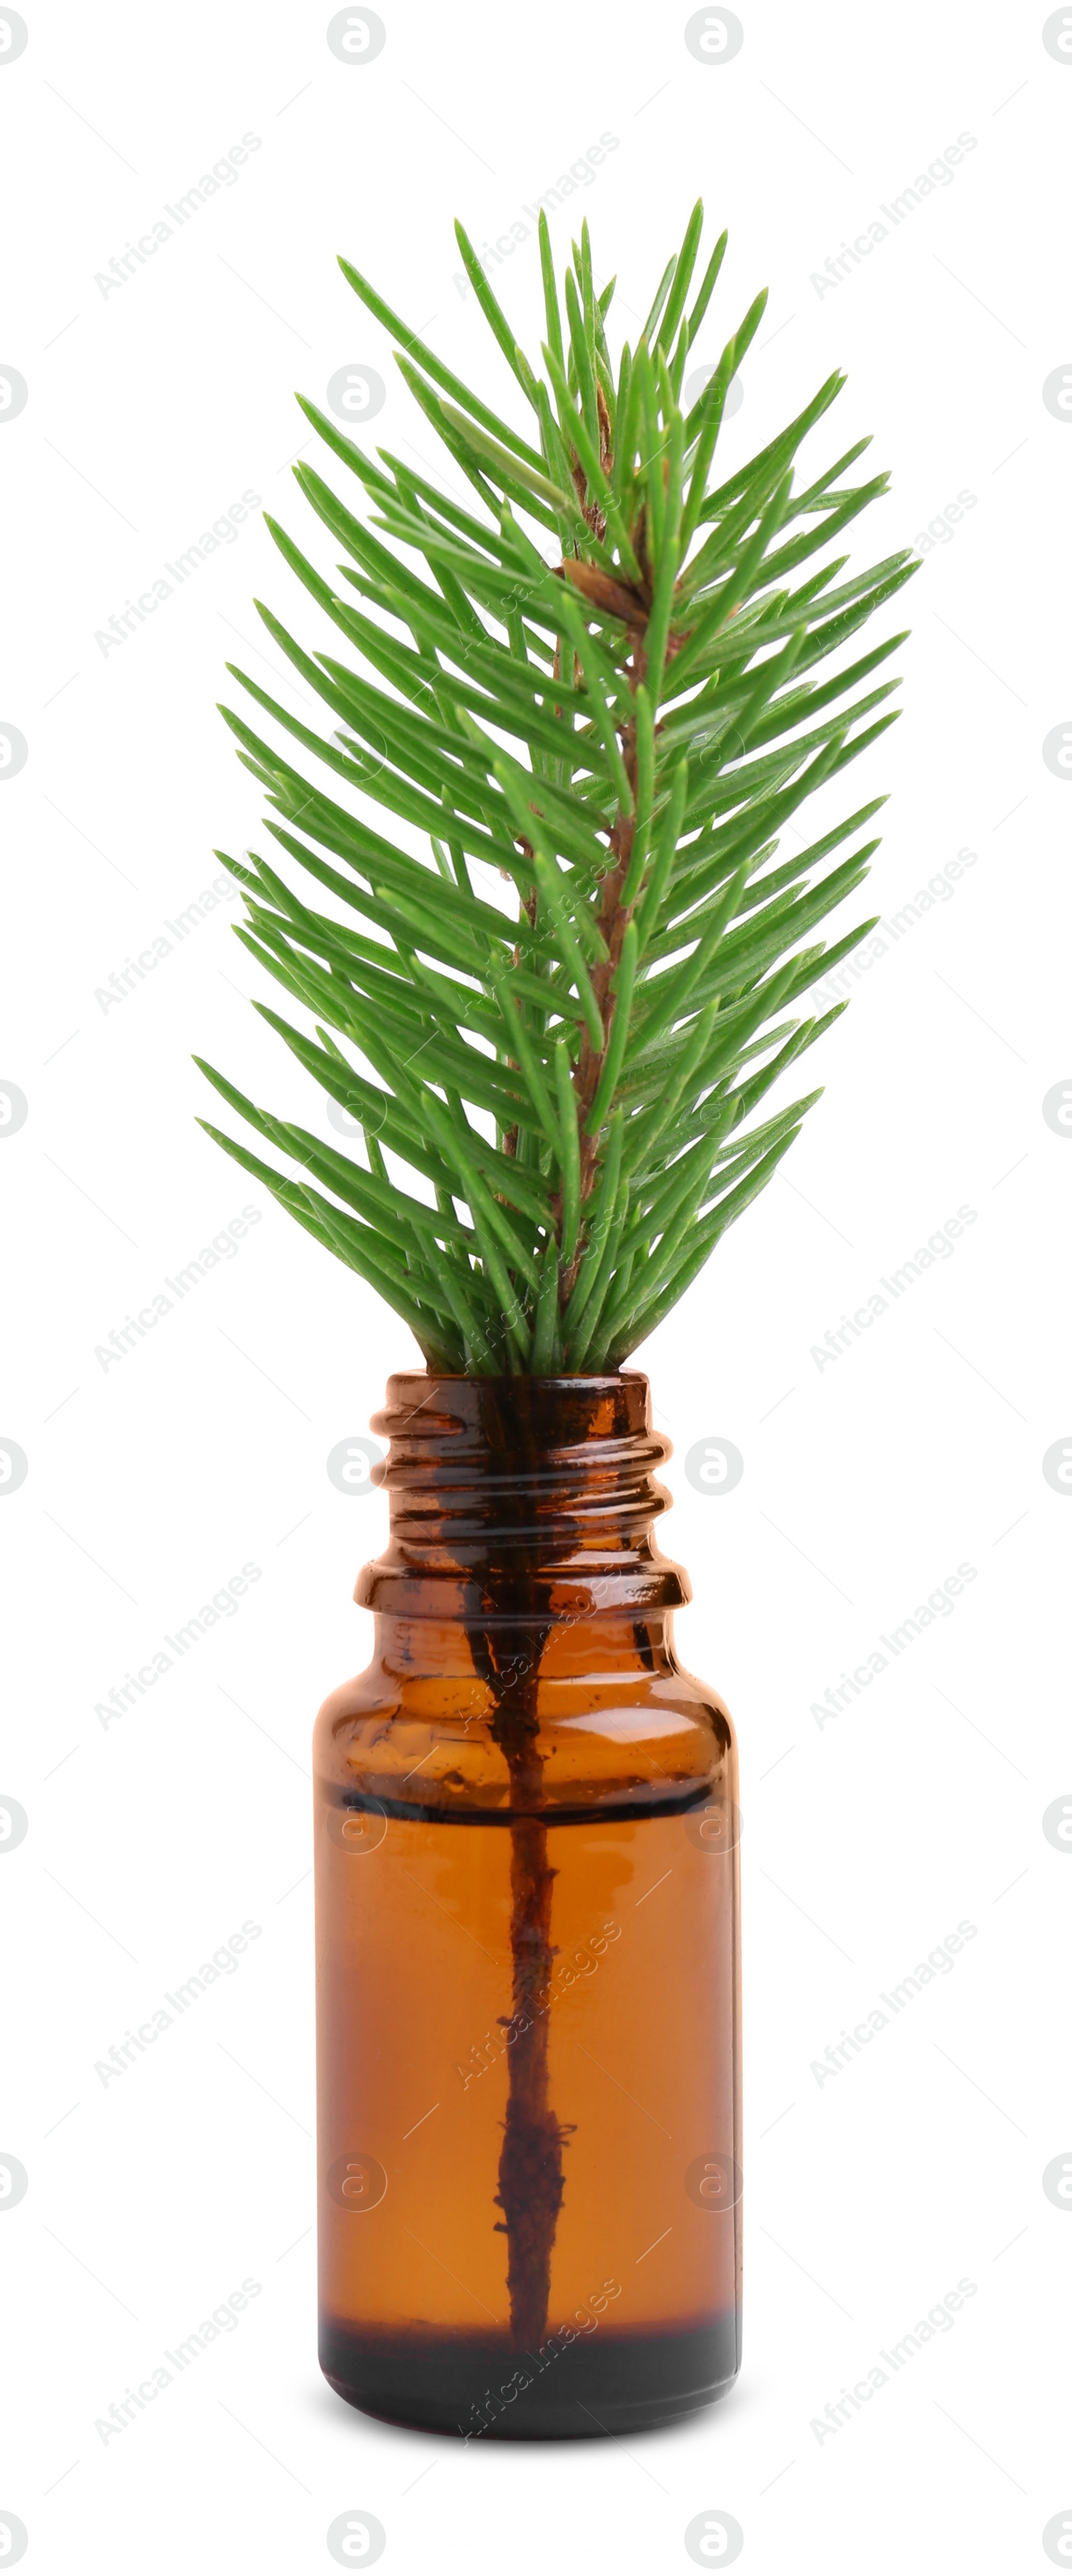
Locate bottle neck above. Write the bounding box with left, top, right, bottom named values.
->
left=354, top=1372, right=689, bottom=1628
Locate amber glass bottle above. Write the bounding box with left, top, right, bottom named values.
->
left=314, top=1372, right=741, bottom=2439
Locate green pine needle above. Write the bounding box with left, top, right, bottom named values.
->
left=198, top=204, right=917, bottom=1375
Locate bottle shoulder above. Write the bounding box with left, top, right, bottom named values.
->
left=314, top=1651, right=734, bottom=1821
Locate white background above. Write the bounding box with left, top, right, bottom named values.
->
left=1, top=3, right=1068, bottom=2569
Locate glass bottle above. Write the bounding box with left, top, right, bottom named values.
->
left=314, top=1371, right=741, bottom=2439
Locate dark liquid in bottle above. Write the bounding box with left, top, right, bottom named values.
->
left=317, top=1787, right=741, bottom=2439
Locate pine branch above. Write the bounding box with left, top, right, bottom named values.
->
left=198, top=203, right=916, bottom=1374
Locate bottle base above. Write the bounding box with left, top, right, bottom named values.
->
left=319, top=2315, right=740, bottom=2440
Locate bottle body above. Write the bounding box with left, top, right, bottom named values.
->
left=314, top=1374, right=741, bottom=2438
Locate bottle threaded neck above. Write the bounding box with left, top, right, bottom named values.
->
left=354, top=1372, right=689, bottom=1618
